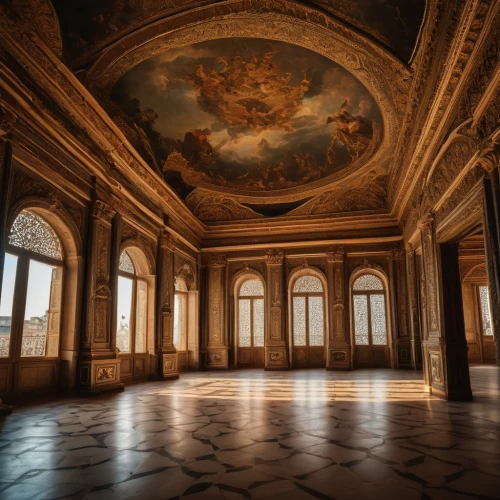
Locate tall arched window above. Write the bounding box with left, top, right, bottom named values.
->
left=352, top=273, right=389, bottom=367
left=237, top=278, right=264, bottom=367
left=174, top=278, right=188, bottom=352
left=291, top=274, right=325, bottom=367
left=117, top=250, right=148, bottom=359
left=0, top=210, right=63, bottom=358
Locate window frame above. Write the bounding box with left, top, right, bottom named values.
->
left=174, top=279, right=189, bottom=352
left=236, top=277, right=265, bottom=349
left=4, top=222, right=64, bottom=362
left=352, top=273, right=388, bottom=347
left=291, top=274, right=326, bottom=349
left=117, top=251, right=148, bottom=355
left=477, top=284, right=494, bottom=338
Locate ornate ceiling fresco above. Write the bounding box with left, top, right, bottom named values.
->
left=108, top=38, right=381, bottom=203
left=51, top=0, right=426, bottom=64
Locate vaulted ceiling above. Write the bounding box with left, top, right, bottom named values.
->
left=15, top=0, right=429, bottom=225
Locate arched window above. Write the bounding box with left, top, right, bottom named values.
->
left=116, top=250, right=147, bottom=355
left=238, top=278, right=264, bottom=349
left=174, top=278, right=188, bottom=351
left=352, top=273, right=388, bottom=346
left=291, top=275, right=325, bottom=348
left=0, top=210, right=63, bottom=358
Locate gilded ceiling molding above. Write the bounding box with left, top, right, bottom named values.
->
left=9, top=0, right=63, bottom=58
left=393, top=0, right=495, bottom=222
left=186, top=190, right=263, bottom=222
left=84, top=0, right=409, bottom=200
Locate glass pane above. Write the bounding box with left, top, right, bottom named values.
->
left=353, top=295, right=369, bottom=345
left=370, top=294, right=387, bottom=345
left=22, top=260, right=61, bottom=357
left=240, top=279, right=264, bottom=296
left=293, top=296, right=306, bottom=346
left=9, top=210, right=62, bottom=260
left=238, top=299, right=251, bottom=347
left=135, top=280, right=147, bottom=353
left=116, top=276, right=133, bottom=353
left=119, top=251, right=135, bottom=274
left=174, top=292, right=187, bottom=350
left=353, top=274, right=384, bottom=291
left=308, top=296, right=324, bottom=346
left=253, top=298, right=264, bottom=347
left=175, top=278, right=188, bottom=292
left=293, top=275, right=323, bottom=293
left=479, top=286, right=493, bottom=336
left=0, top=253, right=18, bottom=357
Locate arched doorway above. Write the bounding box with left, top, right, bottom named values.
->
left=236, top=277, right=265, bottom=368
left=351, top=272, right=390, bottom=368
left=174, top=277, right=188, bottom=369
left=0, top=208, right=77, bottom=395
left=290, top=273, right=326, bottom=368
left=116, top=248, right=150, bottom=382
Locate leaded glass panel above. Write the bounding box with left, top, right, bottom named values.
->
left=253, top=299, right=265, bottom=347
left=116, top=276, right=133, bottom=353
left=293, top=296, right=306, bottom=346
left=119, top=251, right=135, bottom=274
left=239, top=279, right=264, bottom=296
left=238, top=299, right=251, bottom=347
left=370, top=294, right=387, bottom=345
left=308, top=296, right=324, bottom=346
left=293, top=275, right=323, bottom=293
left=353, top=274, right=384, bottom=291
left=135, top=280, right=147, bottom=353
left=354, top=295, right=369, bottom=345
left=479, top=286, right=493, bottom=336
left=9, top=210, right=63, bottom=260
left=0, top=253, right=17, bottom=357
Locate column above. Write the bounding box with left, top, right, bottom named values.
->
left=78, top=197, right=123, bottom=394
left=405, top=244, right=422, bottom=369
left=156, top=229, right=179, bottom=379
left=265, top=249, right=289, bottom=370
left=326, top=247, right=350, bottom=369
left=0, top=135, right=13, bottom=414
left=206, top=254, right=228, bottom=369
left=483, top=173, right=500, bottom=366
left=389, top=246, right=412, bottom=368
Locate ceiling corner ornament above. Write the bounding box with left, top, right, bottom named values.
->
left=265, top=249, right=284, bottom=265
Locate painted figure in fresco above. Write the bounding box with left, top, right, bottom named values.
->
left=327, top=99, right=372, bottom=163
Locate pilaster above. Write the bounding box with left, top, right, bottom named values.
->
left=206, top=254, right=228, bottom=369
left=405, top=244, right=423, bottom=369
left=389, top=246, right=412, bottom=368
left=326, top=247, right=350, bottom=369
left=156, top=229, right=179, bottom=379
left=264, top=249, right=289, bottom=370
left=78, top=196, right=123, bottom=394
left=418, top=213, right=445, bottom=395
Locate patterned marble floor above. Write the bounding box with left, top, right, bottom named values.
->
left=0, top=366, right=499, bottom=500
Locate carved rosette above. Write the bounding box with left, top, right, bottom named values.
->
left=265, top=249, right=288, bottom=370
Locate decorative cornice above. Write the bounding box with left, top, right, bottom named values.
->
left=92, top=200, right=115, bottom=224
left=207, top=253, right=227, bottom=267
left=159, top=231, right=176, bottom=252
left=326, top=246, right=345, bottom=263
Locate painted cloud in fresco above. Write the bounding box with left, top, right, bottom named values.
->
left=109, top=38, right=381, bottom=197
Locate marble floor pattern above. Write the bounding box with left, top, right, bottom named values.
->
left=0, top=366, right=499, bottom=500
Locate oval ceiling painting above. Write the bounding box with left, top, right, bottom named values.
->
left=109, top=38, right=382, bottom=198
